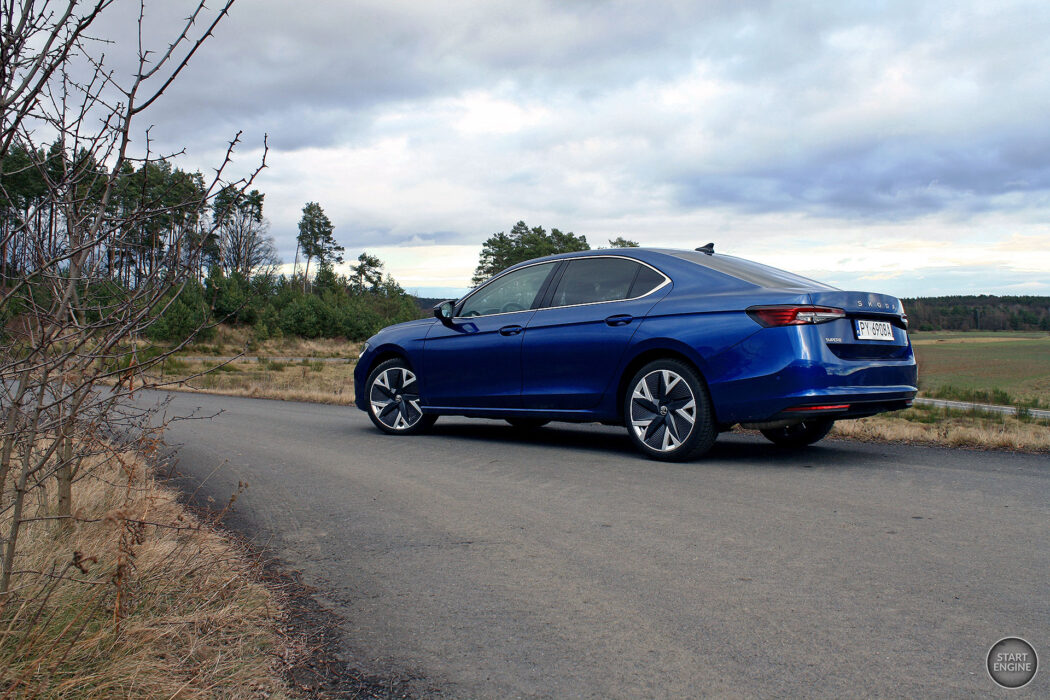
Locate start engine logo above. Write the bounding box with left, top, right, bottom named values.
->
left=987, top=637, right=1038, bottom=689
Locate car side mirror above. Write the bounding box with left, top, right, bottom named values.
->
left=433, top=300, right=456, bottom=327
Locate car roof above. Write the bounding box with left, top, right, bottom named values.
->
left=503, top=247, right=835, bottom=291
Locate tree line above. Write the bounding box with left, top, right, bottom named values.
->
left=150, top=254, right=420, bottom=343
left=902, top=296, right=1050, bottom=332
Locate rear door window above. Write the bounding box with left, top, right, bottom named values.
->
left=548, top=258, right=661, bottom=308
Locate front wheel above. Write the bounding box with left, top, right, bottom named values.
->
left=624, top=359, right=716, bottom=461
left=365, top=359, right=437, bottom=435
left=760, top=419, right=834, bottom=448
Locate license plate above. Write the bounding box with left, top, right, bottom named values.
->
left=855, top=319, right=894, bottom=340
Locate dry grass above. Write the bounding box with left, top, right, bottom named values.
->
left=154, top=357, right=357, bottom=405
left=833, top=405, right=1050, bottom=452
left=0, top=447, right=294, bottom=698
left=183, top=325, right=361, bottom=360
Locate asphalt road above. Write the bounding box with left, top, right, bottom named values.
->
left=154, top=391, right=1048, bottom=699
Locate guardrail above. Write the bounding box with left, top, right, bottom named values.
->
left=913, top=397, right=1050, bottom=420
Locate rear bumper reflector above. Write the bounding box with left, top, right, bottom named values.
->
left=784, top=404, right=850, bottom=412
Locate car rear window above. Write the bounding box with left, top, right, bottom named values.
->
left=666, top=251, right=837, bottom=290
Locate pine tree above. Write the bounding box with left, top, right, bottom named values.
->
left=296, top=202, right=343, bottom=290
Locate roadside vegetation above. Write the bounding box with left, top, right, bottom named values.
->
left=1, top=2, right=304, bottom=695
left=155, top=354, right=358, bottom=405
left=834, top=403, right=1050, bottom=452
left=0, top=444, right=292, bottom=697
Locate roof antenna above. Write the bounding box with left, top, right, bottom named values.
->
left=695, top=242, right=714, bottom=256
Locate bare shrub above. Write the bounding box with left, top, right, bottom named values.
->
left=0, top=1, right=281, bottom=692
left=0, top=441, right=289, bottom=697
left=1, top=0, right=263, bottom=593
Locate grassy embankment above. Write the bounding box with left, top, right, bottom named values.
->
left=154, top=327, right=1050, bottom=451
left=0, top=445, right=294, bottom=697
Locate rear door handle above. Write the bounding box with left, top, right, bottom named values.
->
left=605, top=314, right=633, bottom=327
left=499, top=325, right=524, bottom=336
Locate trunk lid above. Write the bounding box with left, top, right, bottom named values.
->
left=806, top=290, right=910, bottom=360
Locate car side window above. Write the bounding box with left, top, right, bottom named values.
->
left=458, top=262, right=555, bottom=317
left=548, top=258, right=657, bottom=308
left=629, top=265, right=665, bottom=298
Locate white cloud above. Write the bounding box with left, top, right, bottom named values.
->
left=124, top=0, right=1050, bottom=296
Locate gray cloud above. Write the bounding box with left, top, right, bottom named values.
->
left=80, top=0, right=1050, bottom=291
left=819, top=265, right=1050, bottom=298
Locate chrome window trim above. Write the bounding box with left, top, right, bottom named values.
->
left=453, top=255, right=671, bottom=320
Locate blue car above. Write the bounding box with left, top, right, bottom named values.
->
left=354, top=247, right=917, bottom=461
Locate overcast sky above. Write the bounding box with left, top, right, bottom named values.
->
left=117, top=0, right=1050, bottom=297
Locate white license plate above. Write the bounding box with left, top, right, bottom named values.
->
left=855, top=319, right=894, bottom=340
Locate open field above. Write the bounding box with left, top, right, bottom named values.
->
left=910, top=331, right=1050, bottom=406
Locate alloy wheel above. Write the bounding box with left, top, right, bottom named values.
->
left=629, top=369, right=697, bottom=452
left=369, top=367, right=423, bottom=430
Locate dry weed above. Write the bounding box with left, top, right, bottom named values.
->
left=153, top=357, right=357, bottom=406
left=0, top=447, right=294, bottom=698
left=834, top=411, right=1050, bottom=452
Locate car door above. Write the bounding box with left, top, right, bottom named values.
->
left=423, top=261, right=559, bottom=409
left=521, top=257, right=670, bottom=410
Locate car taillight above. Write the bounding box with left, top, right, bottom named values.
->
left=900, top=303, right=909, bottom=328
left=746, top=305, right=846, bottom=327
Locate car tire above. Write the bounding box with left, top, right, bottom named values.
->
left=505, top=418, right=550, bottom=429
left=760, top=419, right=834, bottom=448
left=624, top=359, right=716, bottom=461
left=365, top=359, right=437, bottom=435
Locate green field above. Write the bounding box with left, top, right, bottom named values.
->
left=910, top=331, right=1050, bottom=406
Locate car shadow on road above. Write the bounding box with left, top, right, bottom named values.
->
left=420, top=420, right=636, bottom=457
left=403, top=420, right=887, bottom=468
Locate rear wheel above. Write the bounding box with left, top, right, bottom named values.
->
left=760, top=419, right=834, bottom=448
left=624, top=359, right=716, bottom=461
left=366, top=359, right=437, bottom=435
left=505, top=418, right=550, bottom=429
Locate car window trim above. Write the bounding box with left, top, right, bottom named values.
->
left=535, top=260, right=568, bottom=309
left=454, top=255, right=671, bottom=319
left=533, top=260, right=566, bottom=310
left=538, top=255, right=671, bottom=311
left=453, top=260, right=561, bottom=319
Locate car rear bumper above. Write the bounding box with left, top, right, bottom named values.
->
left=705, top=325, right=918, bottom=424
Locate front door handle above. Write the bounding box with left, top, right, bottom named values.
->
left=499, top=325, right=524, bottom=336
left=605, top=314, right=633, bottom=327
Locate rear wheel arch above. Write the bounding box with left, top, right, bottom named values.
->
left=615, top=348, right=716, bottom=423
